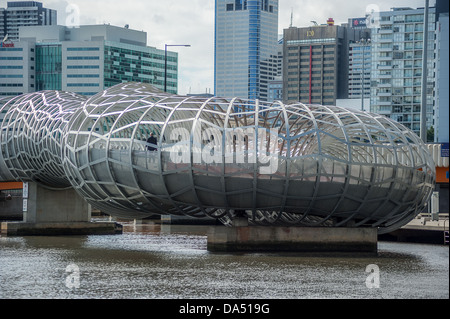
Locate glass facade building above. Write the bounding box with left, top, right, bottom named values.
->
left=369, top=7, right=436, bottom=136
left=104, top=42, right=177, bottom=93
left=434, top=10, right=449, bottom=143
left=36, top=44, right=62, bottom=91
left=348, top=42, right=371, bottom=100
left=0, top=25, right=178, bottom=97
left=215, top=0, right=279, bottom=101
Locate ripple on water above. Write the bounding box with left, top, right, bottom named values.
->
left=0, top=228, right=448, bottom=299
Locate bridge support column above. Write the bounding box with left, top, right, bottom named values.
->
left=1, top=182, right=122, bottom=236
left=207, top=226, right=378, bottom=255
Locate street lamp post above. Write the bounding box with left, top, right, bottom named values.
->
left=420, top=0, right=429, bottom=143
left=164, top=44, right=191, bottom=93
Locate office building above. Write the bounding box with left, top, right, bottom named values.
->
left=282, top=20, right=359, bottom=105
left=347, top=18, right=372, bottom=110
left=214, top=0, right=279, bottom=101
left=267, top=76, right=282, bottom=102
left=369, top=7, right=436, bottom=136
left=0, top=24, right=178, bottom=97
left=434, top=1, right=449, bottom=143
left=260, top=39, right=283, bottom=101
left=0, top=1, right=56, bottom=41
left=0, top=40, right=35, bottom=96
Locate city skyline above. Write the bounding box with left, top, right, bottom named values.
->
left=3, top=0, right=434, bottom=96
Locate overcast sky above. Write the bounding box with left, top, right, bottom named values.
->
left=4, top=0, right=433, bottom=95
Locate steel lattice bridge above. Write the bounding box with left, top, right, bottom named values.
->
left=0, top=83, right=435, bottom=234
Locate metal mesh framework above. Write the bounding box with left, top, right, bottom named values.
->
left=0, top=92, right=85, bottom=187
left=0, top=83, right=435, bottom=233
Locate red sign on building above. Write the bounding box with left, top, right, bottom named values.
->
left=0, top=42, right=15, bottom=48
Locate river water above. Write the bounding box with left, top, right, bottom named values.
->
left=0, top=220, right=448, bottom=300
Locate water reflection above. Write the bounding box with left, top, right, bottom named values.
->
left=0, top=220, right=448, bottom=299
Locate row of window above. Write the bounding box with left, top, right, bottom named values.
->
left=67, top=65, right=100, bottom=69
left=67, top=47, right=100, bottom=51
left=294, top=89, right=335, bottom=93
left=67, top=74, right=100, bottom=78
left=67, top=56, right=100, bottom=60
left=287, top=71, right=334, bottom=76
left=0, top=57, right=23, bottom=60
left=67, top=83, right=100, bottom=87
left=0, top=83, right=23, bottom=87
left=286, top=38, right=336, bottom=46
left=0, top=48, right=23, bottom=52
left=0, top=92, right=22, bottom=96
left=105, top=47, right=172, bottom=62
left=287, top=82, right=335, bottom=89
left=0, top=65, right=23, bottom=69
left=226, top=0, right=274, bottom=13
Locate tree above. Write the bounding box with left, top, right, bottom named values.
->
left=427, top=126, right=434, bottom=143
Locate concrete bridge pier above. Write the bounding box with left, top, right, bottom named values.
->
left=1, top=182, right=122, bottom=236
left=207, top=223, right=378, bottom=255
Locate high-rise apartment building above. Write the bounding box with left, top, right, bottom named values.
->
left=214, top=0, right=279, bottom=101
left=282, top=21, right=359, bottom=105
left=369, top=7, right=436, bottom=136
left=0, top=24, right=179, bottom=97
left=347, top=41, right=371, bottom=108
left=434, top=4, right=449, bottom=143
left=0, top=1, right=56, bottom=41
left=347, top=18, right=372, bottom=109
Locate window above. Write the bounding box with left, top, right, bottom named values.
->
left=226, top=3, right=233, bottom=11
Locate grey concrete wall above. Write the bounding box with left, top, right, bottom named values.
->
left=24, top=183, right=90, bottom=223
left=207, top=226, right=378, bottom=253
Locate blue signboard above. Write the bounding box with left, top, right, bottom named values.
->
left=442, top=143, right=449, bottom=158
left=351, top=18, right=367, bottom=29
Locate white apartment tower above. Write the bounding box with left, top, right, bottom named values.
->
left=369, top=7, right=436, bottom=136
left=0, top=1, right=57, bottom=41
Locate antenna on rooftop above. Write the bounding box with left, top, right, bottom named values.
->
left=290, top=8, right=293, bottom=27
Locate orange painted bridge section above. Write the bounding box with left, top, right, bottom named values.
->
left=0, top=182, right=23, bottom=191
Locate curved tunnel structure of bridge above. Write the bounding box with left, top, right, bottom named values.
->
left=0, top=83, right=435, bottom=234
